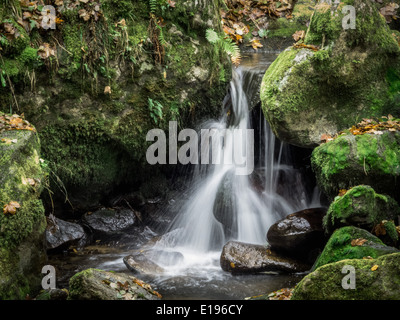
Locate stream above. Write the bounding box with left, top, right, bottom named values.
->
left=48, top=52, right=319, bottom=300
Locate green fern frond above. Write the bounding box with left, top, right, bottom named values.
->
left=157, top=25, right=167, bottom=46
left=205, top=29, right=220, bottom=44
left=206, top=28, right=241, bottom=66
left=149, top=0, right=157, bottom=13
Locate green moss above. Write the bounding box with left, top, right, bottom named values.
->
left=311, top=132, right=400, bottom=201
left=304, top=2, right=343, bottom=45
left=292, top=253, right=400, bottom=300
left=0, top=129, right=46, bottom=249
left=261, top=0, right=400, bottom=148
left=39, top=121, right=131, bottom=192
left=61, top=23, right=85, bottom=64
left=0, top=20, right=30, bottom=57
left=269, top=18, right=307, bottom=38
left=313, top=226, right=398, bottom=270
left=323, top=185, right=400, bottom=234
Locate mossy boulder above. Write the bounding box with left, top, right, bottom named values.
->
left=292, top=252, right=400, bottom=300
left=313, top=226, right=398, bottom=270
left=323, top=185, right=400, bottom=234
left=68, top=268, right=161, bottom=300
left=311, top=131, right=400, bottom=201
left=0, top=124, right=47, bottom=299
left=260, top=0, right=400, bottom=148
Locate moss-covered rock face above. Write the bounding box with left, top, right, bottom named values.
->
left=323, top=185, right=400, bottom=234
left=0, top=0, right=231, bottom=211
left=313, top=226, right=398, bottom=270
left=311, top=131, right=400, bottom=201
left=260, top=0, right=400, bottom=148
left=0, top=123, right=47, bottom=299
left=292, top=252, right=400, bottom=300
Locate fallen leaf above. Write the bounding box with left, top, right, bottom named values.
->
left=251, top=38, right=263, bottom=50
left=373, top=221, right=387, bottom=236
left=3, top=201, right=21, bottom=215
left=351, top=238, right=367, bottom=246
left=104, top=86, right=112, bottom=94
left=320, top=133, right=333, bottom=143
left=371, top=265, right=379, bottom=271
left=292, top=30, right=305, bottom=42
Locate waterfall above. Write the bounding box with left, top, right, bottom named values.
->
left=151, top=53, right=318, bottom=271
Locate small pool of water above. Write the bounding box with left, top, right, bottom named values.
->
left=48, top=244, right=304, bottom=300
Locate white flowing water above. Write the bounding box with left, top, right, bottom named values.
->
left=144, top=53, right=319, bottom=285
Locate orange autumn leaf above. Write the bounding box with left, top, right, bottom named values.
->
left=320, top=133, right=333, bottom=143
left=371, top=265, right=379, bottom=271
left=251, top=39, right=263, bottom=50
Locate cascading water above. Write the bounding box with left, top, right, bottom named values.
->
left=148, top=53, right=319, bottom=279
left=54, top=53, right=321, bottom=300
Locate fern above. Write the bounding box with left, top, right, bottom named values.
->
left=148, top=98, right=164, bottom=124
left=205, top=28, right=241, bottom=66
left=205, top=29, right=220, bottom=44
left=149, top=0, right=157, bottom=13
left=157, top=25, right=167, bottom=46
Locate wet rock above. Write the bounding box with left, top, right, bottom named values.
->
left=313, top=226, right=399, bottom=271
left=68, top=268, right=161, bottom=300
left=82, top=207, right=137, bottom=235
left=267, top=207, right=328, bottom=263
left=323, top=185, right=400, bottom=234
left=123, top=253, right=165, bottom=275
left=141, top=249, right=184, bottom=267
left=312, top=132, right=400, bottom=202
left=213, top=171, right=237, bottom=239
left=292, top=253, right=400, bottom=300
left=220, top=241, right=311, bottom=275
left=45, top=216, right=87, bottom=250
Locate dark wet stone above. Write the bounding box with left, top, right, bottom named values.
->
left=220, top=241, right=310, bottom=275
left=213, top=171, right=238, bottom=239
left=82, top=207, right=137, bottom=234
left=123, top=253, right=165, bottom=275
left=266, top=207, right=328, bottom=263
left=45, top=217, right=86, bottom=250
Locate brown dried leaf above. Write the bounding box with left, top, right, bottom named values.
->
left=351, top=238, right=367, bottom=246
left=3, top=201, right=21, bottom=215
left=292, top=30, right=305, bottom=42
